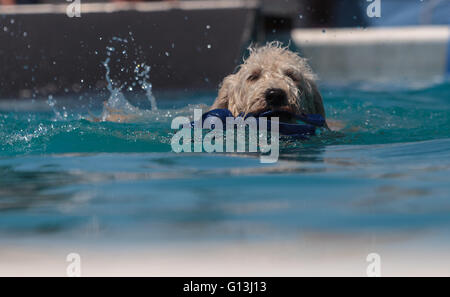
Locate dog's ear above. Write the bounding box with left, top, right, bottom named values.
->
left=310, top=82, right=325, bottom=117
left=211, top=74, right=236, bottom=111
left=309, top=81, right=329, bottom=129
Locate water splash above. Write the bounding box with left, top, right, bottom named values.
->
left=100, top=37, right=158, bottom=122
left=135, top=63, right=158, bottom=111
left=47, top=95, right=64, bottom=121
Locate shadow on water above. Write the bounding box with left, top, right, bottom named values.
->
left=0, top=164, right=85, bottom=234
left=0, top=165, right=78, bottom=212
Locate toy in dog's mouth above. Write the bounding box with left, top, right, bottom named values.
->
left=246, top=110, right=326, bottom=127
left=249, top=110, right=304, bottom=124
left=199, top=108, right=326, bottom=139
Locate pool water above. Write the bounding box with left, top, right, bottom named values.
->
left=0, top=82, right=449, bottom=243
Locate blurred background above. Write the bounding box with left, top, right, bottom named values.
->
left=0, top=0, right=449, bottom=98
left=2, top=0, right=449, bottom=27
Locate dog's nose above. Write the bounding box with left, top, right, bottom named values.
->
left=265, top=88, right=287, bottom=106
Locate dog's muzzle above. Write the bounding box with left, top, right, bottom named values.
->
left=265, top=88, right=287, bottom=107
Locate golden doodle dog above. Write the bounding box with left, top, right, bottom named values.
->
left=211, top=42, right=328, bottom=127
left=99, top=42, right=331, bottom=129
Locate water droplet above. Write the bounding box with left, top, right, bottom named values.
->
left=47, top=95, right=55, bottom=108
left=207, top=44, right=211, bottom=49
left=206, top=25, right=211, bottom=29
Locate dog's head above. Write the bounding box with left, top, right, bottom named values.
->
left=211, top=42, right=326, bottom=123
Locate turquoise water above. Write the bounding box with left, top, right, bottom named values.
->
left=0, top=82, right=449, bottom=242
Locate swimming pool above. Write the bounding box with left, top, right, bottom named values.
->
left=1, top=82, right=449, bottom=275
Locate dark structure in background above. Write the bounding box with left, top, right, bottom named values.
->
left=261, top=0, right=368, bottom=39
left=0, top=0, right=373, bottom=100
left=0, top=2, right=256, bottom=99
left=295, top=0, right=368, bottom=28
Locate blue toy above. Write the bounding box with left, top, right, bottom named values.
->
left=195, top=109, right=326, bottom=140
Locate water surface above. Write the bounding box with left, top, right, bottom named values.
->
left=0, top=82, right=449, bottom=244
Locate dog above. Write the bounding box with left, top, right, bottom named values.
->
left=211, top=42, right=328, bottom=127
left=99, top=42, right=331, bottom=129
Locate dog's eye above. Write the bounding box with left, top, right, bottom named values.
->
left=247, top=73, right=260, bottom=82
left=284, top=71, right=298, bottom=82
